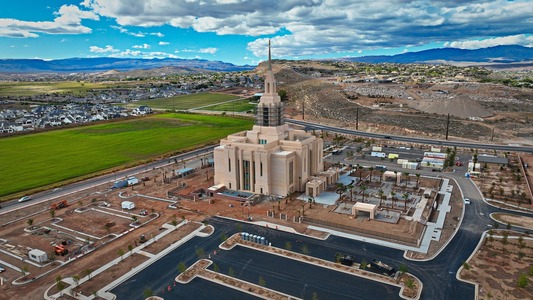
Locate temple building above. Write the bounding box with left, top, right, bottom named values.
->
left=213, top=41, right=325, bottom=196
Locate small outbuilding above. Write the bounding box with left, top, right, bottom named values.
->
left=121, top=201, right=135, bottom=210
left=28, top=249, right=48, bottom=263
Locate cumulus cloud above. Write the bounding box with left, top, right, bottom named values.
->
left=199, top=47, right=218, bottom=54
left=89, top=45, right=118, bottom=53
left=159, top=41, right=170, bottom=45
left=444, top=34, right=533, bottom=49
left=132, top=43, right=151, bottom=49
left=110, top=49, right=179, bottom=59
left=0, top=4, right=98, bottom=38
left=80, top=0, right=533, bottom=59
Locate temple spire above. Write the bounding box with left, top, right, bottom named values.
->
left=268, top=39, right=272, bottom=71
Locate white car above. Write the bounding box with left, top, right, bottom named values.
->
left=18, top=196, right=32, bottom=203
left=464, top=198, right=471, bottom=205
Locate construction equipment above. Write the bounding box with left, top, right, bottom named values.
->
left=50, top=200, right=68, bottom=210
left=53, top=245, right=69, bottom=256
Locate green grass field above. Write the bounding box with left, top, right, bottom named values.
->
left=0, top=113, right=253, bottom=198
left=203, top=99, right=256, bottom=112
left=0, top=81, right=113, bottom=97
left=126, top=93, right=241, bottom=110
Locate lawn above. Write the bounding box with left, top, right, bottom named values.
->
left=202, top=99, right=257, bottom=112
left=0, top=113, right=253, bottom=198
left=125, top=92, right=241, bottom=110
left=0, top=81, right=113, bottom=97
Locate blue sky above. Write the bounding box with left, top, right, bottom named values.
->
left=0, top=0, right=532, bottom=66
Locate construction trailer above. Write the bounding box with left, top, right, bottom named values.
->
left=28, top=249, right=48, bottom=263
left=121, top=201, right=135, bottom=210
left=371, top=152, right=386, bottom=158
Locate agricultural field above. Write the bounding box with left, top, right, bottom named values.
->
left=0, top=113, right=253, bottom=198
left=0, top=81, right=113, bottom=97
left=124, top=92, right=242, bottom=110
left=202, top=98, right=256, bottom=112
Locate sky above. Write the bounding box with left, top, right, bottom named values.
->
left=0, top=0, right=532, bottom=66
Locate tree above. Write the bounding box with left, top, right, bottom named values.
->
left=213, top=263, right=220, bottom=273
left=177, top=262, right=187, bottom=274
left=403, top=172, right=410, bottom=187
left=258, top=276, right=266, bottom=287
left=415, top=173, right=421, bottom=188
left=50, top=209, right=55, bottom=219
left=72, top=275, right=80, bottom=287
left=228, top=267, right=235, bottom=277
left=378, top=189, right=385, bottom=207
left=195, top=247, right=205, bottom=259
left=300, top=245, right=310, bottom=255
left=347, top=182, right=354, bottom=202
left=368, top=167, right=374, bottom=182
left=312, top=292, right=319, bottom=300
left=390, top=191, right=396, bottom=209
left=20, top=264, right=29, bottom=276
left=118, top=248, right=125, bottom=260
left=128, top=244, right=133, bottom=257
left=336, top=183, right=346, bottom=202
left=104, top=223, right=112, bottom=235
left=285, top=241, right=292, bottom=251
left=55, top=275, right=65, bottom=293
left=402, top=193, right=409, bottom=212
left=405, top=278, right=414, bottom=289
left=131, top=216, right=138, bottom=224
left=143, top=288, right=154, bottom=298
left=360, top=185, right=368, bottom=202
left=27, top=218, right=34, bottom=227
left=360, top=259, right=368, bottom=270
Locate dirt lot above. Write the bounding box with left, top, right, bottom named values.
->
left=472, top=152, right=532, bottom=207
left=460, top=232, right=533, bottom=299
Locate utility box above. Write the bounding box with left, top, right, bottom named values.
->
left=121, top=201, right=135, bottom=210
left=29, top=249, right=48, bottom=263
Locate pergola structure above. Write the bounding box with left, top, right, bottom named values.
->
left=351, top=202, right=377, bottom=219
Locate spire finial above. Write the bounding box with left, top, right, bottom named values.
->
left=268, top=39, right=272, bottom=71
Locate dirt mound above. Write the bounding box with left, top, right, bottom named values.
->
left=411, top=95, right=493, bottom=118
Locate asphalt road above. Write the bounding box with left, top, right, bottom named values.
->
left=287, top=119, right=533, bottom=153
left=0, top=145, right=215, bottom=212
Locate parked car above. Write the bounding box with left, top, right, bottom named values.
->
left=464, top=198, right=471, bottom=205
left=0, top=265, right=5, bottom=272
left=18, top=196, right=32, bottom=203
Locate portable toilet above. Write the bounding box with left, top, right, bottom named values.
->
left=260, top=237, right=265, bottom=245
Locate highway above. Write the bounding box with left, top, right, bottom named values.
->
left=286, top=119, right=533, bottom=153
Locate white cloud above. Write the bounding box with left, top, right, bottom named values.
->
left=81, top=0, right=533, bottom=59
left=132, top=43, right=151, bottom=49
left=89, top=45, right=119, bottom=53
left=444, top=34, right=533, bottom=49
left=159, top=41, right=170, bottom=45
left=110, top=50, right=179, bottom=59
left=151, top=32, right=164, bottom=38
left=199, top=47, right=218, bottom=54
left=0, top=4, right=98, bottom=38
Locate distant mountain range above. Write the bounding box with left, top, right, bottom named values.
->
left=1, top=45, right=532, bottom=74
left=341, top=45, right=533, bottom=64
left=0, top=57, right=254, bottom=73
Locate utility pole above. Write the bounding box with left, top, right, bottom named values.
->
left=356, top=107, right=359, bottom=130
left=302, top=96, right=305, bottom=120
left=491, top=128, right=494, bottom=141
left=445, top=113, right=450, bottom=140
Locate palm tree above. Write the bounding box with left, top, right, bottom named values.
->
left=378, top=189, right=385, bottom=207
left=402, top=193, right=409, bottom=212
left=415, top=173, right=421, bottom=188
left=360, top=185, right=367, bottom=202
left=368, top=167, right=374, bottom=183
left=379, top=170, right=385, bottom=183
left=393, top=171, right=398, bottom=186
left=347, top=182, right=354, bottom=202
left=390, top=191, right=396, bottom=209
left=403, top=172, right=410, bottom=187
left=336, top=183, right=346, bottom=202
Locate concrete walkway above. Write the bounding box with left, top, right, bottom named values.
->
left=44, top=220, right=208, bottom=300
